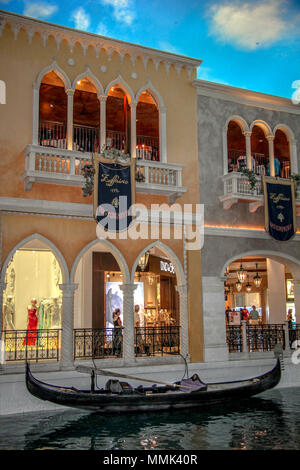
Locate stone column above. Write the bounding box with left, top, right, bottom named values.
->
left=267, top=135, right=275, bottom=177
left=130, top=100, right=137, bottom=159
left=0, top=281, right=7, bottom=337
left=120, top=283, right=137, bottom=365
left=201, top=276, right=229, bottom=362
left=59, top=283, right=78, bottom=369
left=32, top=84, right=39, bottom=145
left=160, top=107, right=167, bottom=163
left=99, top=95, right=107, bottom=151
left=241, top=320, right=248, bottom=353
left=66, top=89, right=75, bottom=151
left=176, top=284, right=189, bottom=359
left=243, top=131, right=252, bottom=170
left=267, top=259, right=286, bottom=323
left=294, top=279, right=300, bottom=324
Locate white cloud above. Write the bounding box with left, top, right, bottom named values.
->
left=96, top=22, right=108, bottom=36
left=158, top=41, right=183, bottom=55
left=71, top=7, right=90, bottom=31
left=208, top=0, right=290, bottom=50
left=100, top=0, right=135, bottom=26
left=24, top=1, right=58, bottom=19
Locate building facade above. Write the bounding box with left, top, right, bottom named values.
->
left=195, top=80, right=300, bottom=362
left=0, top=10, right=204, bottom=374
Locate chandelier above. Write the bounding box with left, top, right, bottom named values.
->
left=235, top=279, right=242, bottom=292
left=253, top=263, right=262, bottom=288
left=245, top=276, right=252, bottom=293
left=237, top=263, right=247, bottom=283
left=138, top=251, right=150, bottom=271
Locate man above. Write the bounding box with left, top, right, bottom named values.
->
left=250, top=305, right=260, bottom=324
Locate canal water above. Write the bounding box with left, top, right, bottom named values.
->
left=0, top=387, right=300, bottom=450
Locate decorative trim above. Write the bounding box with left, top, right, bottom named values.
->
left=205, top=225, right=300, bottom=241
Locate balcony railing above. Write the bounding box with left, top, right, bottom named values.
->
left=135, top=326, right=180, bottom=357
left=226, top=325, right=243, bottom=353
left=22, top=144, right=186, bottom=200
left=73, top=125, right=100, bottom=153
left=39, top=120, right=67, bottom=149
left=228, top=149, right=290, bottom=178
left=220, top=172, right=300, bottom=213
left=1, top=329, right=61, bottom=362
left=73, top=328, right=123, bottom=360
left=136, top=135, right=159, bottom=161
left=226, top=323, right=288, bottom=353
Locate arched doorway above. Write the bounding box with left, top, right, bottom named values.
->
left=250, top=125, right=270, bottom=174
left=131, top=243, right=186, bottom=358
left=106, top=85, right=131, bottom=153
left=71, top=240, right=129, bottom=360
left=274, top=129, right=291, bottom=178
left=1, top=236, right=66, bottom=362
left=227, top=119, right=246, bottom=172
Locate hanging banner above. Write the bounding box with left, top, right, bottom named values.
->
left=94, top=156, right=135, bottom=232
left=263, top=176, right=297, bottom=241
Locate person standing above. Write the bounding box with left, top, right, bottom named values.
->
left=249, top=305, right=260, bottom=324
left=241, top=305, right=249, bottom=322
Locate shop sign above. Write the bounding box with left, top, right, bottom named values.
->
left=94, top=156, right=135, bottom=231
left=160, top=260, right=175, bottom=274
left=263, top=176, right=297, bottom=241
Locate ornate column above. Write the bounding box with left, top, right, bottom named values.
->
left=201, top=276, right=229, bottom=362
left=120, top=283, right=137, bottom=365
left=66, top=88, right=75, bottom=151
left=267, top=135, right=275, bottom=177
left=130, top=100, right=137, bottom=159
left=175, top=284, right=189, bottom=359
left=0, top=281, right=7, bottom=337
left=59, top=283, right=78, bottom=369
left=32, top=83, right=40, bottom=145
left=160, top=107, right=167, bottom=163
left=243, top=131, right=252, bottom=170
left=99, top=95, right=107, bottom=151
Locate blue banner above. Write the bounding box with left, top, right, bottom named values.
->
left=263, top=176, right=297, bottom=241
left=94, top=158, right=135, bottom=232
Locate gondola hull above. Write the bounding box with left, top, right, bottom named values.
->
left=26, top=360, right=281, bottom=414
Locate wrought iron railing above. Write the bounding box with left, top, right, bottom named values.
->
left=247, top=324, right=285, bottom=352
left=226, top=325, right=243, bottom=352
left=1, top=329, right=61, bottom=362
left=73, top=125, right=100, bottom=153
left=136, top=135, right=159, bottom=161
left=289, top=324, right=300, bottom=349
left=106, top=130, right=127, bottom=152
left=73, top=328, right=123, bottom=360
left=39, top=120, right=67, bottom=149
left=135, top=326, right=180, bottom=357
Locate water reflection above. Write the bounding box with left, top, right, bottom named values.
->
left=1, top=388, right=300, bottom=450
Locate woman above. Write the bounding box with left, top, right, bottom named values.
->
left=112, top=309, right=122, bottom=356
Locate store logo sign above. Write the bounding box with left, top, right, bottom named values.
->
left=160, top=261, right=175, bottom=274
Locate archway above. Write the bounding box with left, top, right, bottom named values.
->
left=1, top=235, right=68, bottom=361
left=71, top=239, right=130, bottom=360
left=250, top=125, right=270, bottom=175
left=227, top=119, right=246, bottom=172
left=106, top=84, right=131, bottom=153
left=274, top=129, right=290, bottom=178
left=136, top=89, right=160, bottom=161
left=131, top=242, right=186, bottom=357
left=38, top=70, right=67, bottom=149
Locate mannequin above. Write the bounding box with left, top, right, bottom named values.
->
left=23, top=298, right=39, bottom=346
left=3, top=296, right=15, bottom=330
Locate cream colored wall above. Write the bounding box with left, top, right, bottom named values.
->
left=0, top=24, right=199, bottom=206
left=3, top=250, right=62, bottom=329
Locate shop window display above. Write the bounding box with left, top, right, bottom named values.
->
left=2, top=249, right=63, bottom=360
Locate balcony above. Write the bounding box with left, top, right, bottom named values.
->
left=220, top=172, right=300, bottom=214
left=22, top=144, right=186, bottom=201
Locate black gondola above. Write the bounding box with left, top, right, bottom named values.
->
left=25, top=359, right=281, bottom=414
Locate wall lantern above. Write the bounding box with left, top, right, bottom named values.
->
left=253, top=264, right=262, bottom=288
left=237, top=264, right=247, bottom=283
left=138, top=251, right=150, bottom=271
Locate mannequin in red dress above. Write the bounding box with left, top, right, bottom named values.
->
left=23, top=298, right=39, bottom=346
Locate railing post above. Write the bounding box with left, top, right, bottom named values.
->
left=69, top=154, right=75, bottom=176
left=284, top=321, right=291, bottom=352
left=241, top=320, right=248, bottom=353
left=120, top=284, right=137, bottom=364
left=66, top=89, right=75, bottom=151
left=59, top=283, right=78, bottom=369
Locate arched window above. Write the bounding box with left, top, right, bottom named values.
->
left=136, top=90, right=160, bottom=161
left=106, top=86, right=130, bottom=153
left=274, top=129, right=291, bottom=178
left=39, top=71, right=67, bottom=149
left=73, top=78, right=100, bottom=153
left=250, top=125, right=269, bottom=175
left=227, top=120, right=246, bottom=172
